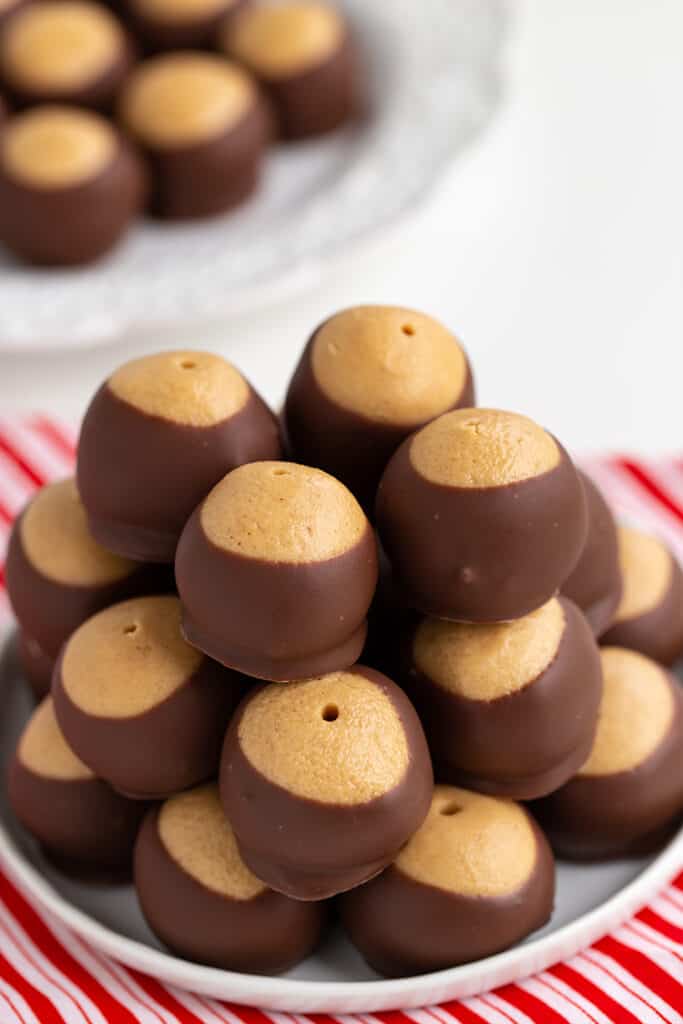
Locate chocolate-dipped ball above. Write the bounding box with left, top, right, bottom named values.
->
left=601, top=526, right=683, bottom=666
left=8, top=698, right=147, bottom=878
left=221, top=0, right=360, bottom=139
left=561, top=472, right=622, bottom=637
left=534, top=647, right=683, bottom=859
left=0, top=2, right=133, bottom=110
left=177, top=461, right=378, bottom=680
left=135, top=784, right=326, bottom=972
left=284, top=306, right=475, bottom=511
left=118, top=53, right=269, bottom=218
left=16, top=632, right=54, bottom=701
left=5, top=479, right=166, bottom=660
left=376, top=408, right=588, bottom=622
left=52, top=595, right=245, bottom=800
left=77, top=351, right=281, bottom=563
left=402, top=597, right=603, bottom=800
left=340, top=786, right=554, bottom=976
left=220, top=667, right=433, bottom=899
left=0, top=106, right=145, bottom=266
left=124, top=0, right=245, bottom=51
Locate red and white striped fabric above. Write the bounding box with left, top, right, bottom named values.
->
left=0, top=414, right=680, bottom=1024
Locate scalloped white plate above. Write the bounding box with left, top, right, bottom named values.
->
left=0, top=0, right=507, bottom=351
left=0, top=634, right=681, bottom=1013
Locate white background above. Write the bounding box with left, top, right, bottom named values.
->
left=1, top=0, right=681, bottom=454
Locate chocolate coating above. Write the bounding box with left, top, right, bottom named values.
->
left=602, top=532, right=683, bottom=666
left=284, top=309, right=475, bottom=512
left=220, top=666, right=433, bottom=899
left=176, top=462, right=378, bottom=680
left=16, top=631, right=54, bottom=701
left=533, top=657, right=683, bottom=860
left=135, top=789, right=326, bottom=972
left=401, top=597, right=603, bottom=800
left=561, top=472, right=622, bottom=637
left=125, top=0, right=246, bottom=51
left=0, top=2, right=135, bottom=111
left=52, top=596, right=246, bottom=799
left=77, top=357, right=281, bottom=563
left=5, top=485, right=170, bottom=658
left=8, top=699, right=147, bottom=876
left=118, top=54, right=270, bottom=219
left=339, top=788, right=554, bottom=976
left=0, top=107, right=145, bottom=266
left=376, top=412, right=587, bottom=622
left=222, top=4, right=361, bottom=139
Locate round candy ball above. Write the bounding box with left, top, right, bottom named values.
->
left=176, top=461, right=378, bottom=680
left=220, top=0, right=360, bottom=138
left=5, top=478, right=166, bottom=659
left=284, top=306, right=475, bottom=511
left=376, top=408, right=588, bottom=622
left=402, top=596, right=603, bottom=800
left=118, top=53, right=270, bottom=219
left=220, top=666, right=433, bottom=899
left=340, top=785, right=554, bottom=976
left=9, top=697, right=147, bottom=879
left=52, top=595, right=245, bottom=799
left=534, top=647, right=683, bottom=859
left=601, top=526, right=683, bottom=665
left=0, top=105, right=145, bottom=266
left=77, top=350, right=281, bottom=562
left=135, top=784, right=326, bottom=973
left=0, top=1, right=134, bottom=110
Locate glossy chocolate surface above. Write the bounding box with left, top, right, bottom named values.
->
left=220, top=667, right=433, bottom=899
left=177, top=513, right=378, bottom=681
left=561, top=472, right=622, bottom=637
left=53, top=651, right=245, bottom=799
left=77, top=381, right=281, bottom=562
left=125, top=0, right=246, bottom=51
left=0, top=134, right=145, bottom=266
left=135, top=806, right=326, bottom=972
left=376, top=441, right=587, bottom=623
left=533, top=674, right=683, bottom=860
left=601, top=557, right=683, bottom=666
left=16, top=630, right=54, bottom=701
left=401, top=598, right=603, bottom=800
left=339, top=811, right=554, bottom=976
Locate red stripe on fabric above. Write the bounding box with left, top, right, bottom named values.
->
left=0, top=946, right=63, bottom=1024
left=0, top=434, right=44, bottom=489
left=494, top=984, right=568, bottom=1024
left=0, top=500, right=14, bottom=526
left=635, top=908, right=683, bottom=947
left=673, top=871, right=683, bottom=891
left=552, top=961, right=645, bottom=1024
left=479, top=995, right=519, bottom=1024
left=436, top=999, right=489, bottom=1024
left=126, top=966, right=208, bottom=1024
left=0, top=984, right=30, bottom=1024
left=618, top=459, right=683, bottom=524
left=222, top=1005, right=280, bottom=1024
left=539, top=974, right=602, bottom=1024
left=596, top=935, right=683, bottom=1011
left=29, top=418, right=76, bottom=463
left=0, top=872, right=135, bottom=1024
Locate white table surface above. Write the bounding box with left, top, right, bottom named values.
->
left=1, top=0, right=681, bottom=454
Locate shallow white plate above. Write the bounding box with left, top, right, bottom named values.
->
left=0, top=0, right=506, bottom=351
left=0, top=635, right=681, bottom=1013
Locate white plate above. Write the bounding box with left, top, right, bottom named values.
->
left=0, top=634, right=681, bottom=1013
left=0, top=0, right=507, bottom=351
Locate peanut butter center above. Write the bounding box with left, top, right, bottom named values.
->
left=19, top=698, right=93, bottom=780
left=410, top=408, right=560, bottom=488
left=225, top=0, right=342, bottom=78
left=2, top=107, right=116, bottom=188
left=238, top=671, right=409, bottom=804
left=614, top=526, right=674, bottom=621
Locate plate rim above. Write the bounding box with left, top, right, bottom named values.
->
left=0, top=626, right=680, bottom=1015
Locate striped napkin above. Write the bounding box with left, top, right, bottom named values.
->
left=0, top=415, right=680, bottom=1024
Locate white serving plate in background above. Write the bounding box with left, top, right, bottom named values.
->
left=0, top=0, right=506, bottom=351
left=0, top=634, right=680, bottom=1013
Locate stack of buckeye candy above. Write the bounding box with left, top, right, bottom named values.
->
left=6, top=307, right=683, bottom=980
